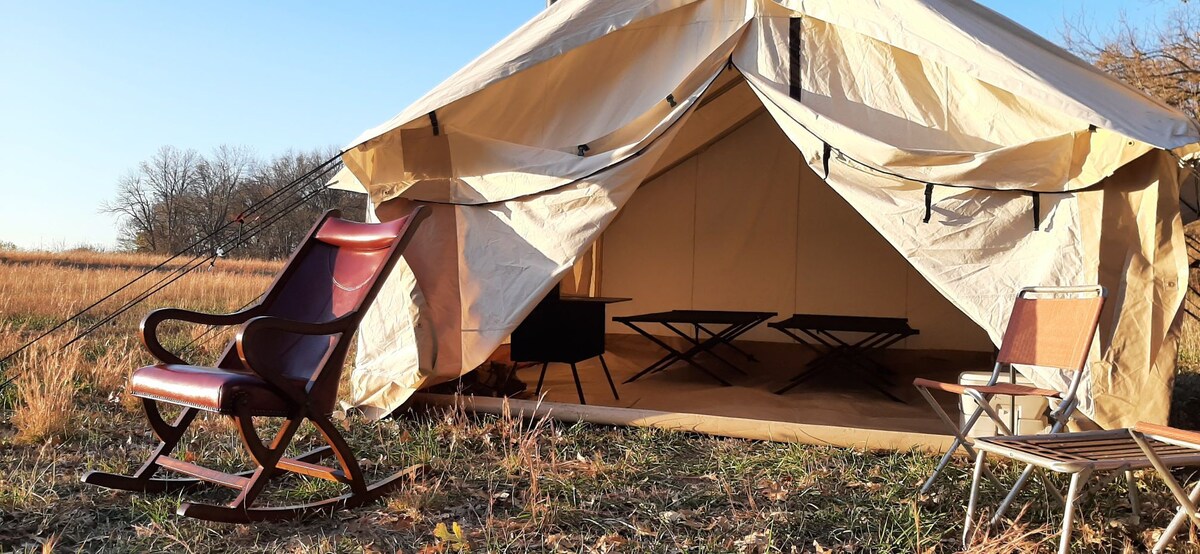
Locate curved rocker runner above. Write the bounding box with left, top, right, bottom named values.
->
left=82, top=207, right=430, bottom=523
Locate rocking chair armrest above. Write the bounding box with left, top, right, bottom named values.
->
left=233, top=315, right=357, bottom=403
left=140, top=306, right=264, bottom=365
left=236, top=314, right=355, bottom=339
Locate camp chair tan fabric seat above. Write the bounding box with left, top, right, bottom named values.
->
left=913, top=285, right=1106, bottom=495
left=966, top=425, right=1200, bottom=553
left=83, top=207, right=429, bottom=523
left=911, top=378, right=1061, bottom=399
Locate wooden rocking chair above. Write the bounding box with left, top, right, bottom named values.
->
left=82, top=207, right=429, bottom=522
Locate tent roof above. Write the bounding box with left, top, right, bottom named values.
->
left=347, top=0, right=1200, bottom=154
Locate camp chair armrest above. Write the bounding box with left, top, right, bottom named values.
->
left=140, top=307, right=264, bottom=365
left=234, top=315, right=356, bottom=401
left=1134, top=422, right=1200, bottom=450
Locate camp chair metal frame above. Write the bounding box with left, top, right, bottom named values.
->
left=913, top=285, right=1106, bottom=495
left=1130, top=423, right=1200, bottom=553
left=82, top=207, right=429, bottom=523
left=963, top=424, right=1200, bottom=554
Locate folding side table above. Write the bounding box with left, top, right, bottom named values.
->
left=770, top=313, right=918, bottom=401
left=614, top=309, right=776, bottom=386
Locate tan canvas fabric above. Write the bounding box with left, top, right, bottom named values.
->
left=339, top=0, right=1198, bottom=429
left=601, top=113, right=994, bottom=350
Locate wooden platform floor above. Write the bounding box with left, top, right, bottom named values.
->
left=494, top=334, right=992, bottom=437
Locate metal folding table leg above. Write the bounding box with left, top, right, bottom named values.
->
left=661, top=323, right=747, bottom=375
left=535, top=362, right=549, bottom=397
left=696, top=322, right=759, bottom=361
left=619, top=322, right=731, bottom=386
left=569, top=363, right=586, bottom=405
left=598, top=355, right=620, bottom=400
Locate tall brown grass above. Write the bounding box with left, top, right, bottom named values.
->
left=9, top=342, right=77, bottom=443
left=0, top=249, right=280, bottom=275
left=1, top=252, right=278, bottom=441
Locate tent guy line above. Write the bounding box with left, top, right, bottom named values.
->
left=0, top=154, right=345, bottom=390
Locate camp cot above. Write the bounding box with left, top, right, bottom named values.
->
left=327, top=0, right=1200, bottom=449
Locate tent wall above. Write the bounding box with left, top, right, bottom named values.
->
left=601, top=114, right=994, bottom=351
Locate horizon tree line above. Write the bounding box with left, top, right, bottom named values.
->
left=103, top=145, right=363, bottom=260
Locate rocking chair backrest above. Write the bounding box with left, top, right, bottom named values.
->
left=217, top=207, right=427, bottom=409
left=995, top=286, right=1106, bottom=372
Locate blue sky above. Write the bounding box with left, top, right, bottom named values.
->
left=0, top=1, right=1173, bottom=249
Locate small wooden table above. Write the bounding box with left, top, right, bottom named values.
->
left=614, top=310, right=776, bottom=386
left=770, top=314, right=918, bottom=401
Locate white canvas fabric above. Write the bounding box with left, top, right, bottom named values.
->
left=338, top=0, right=1198, bottom=429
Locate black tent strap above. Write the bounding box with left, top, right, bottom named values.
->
left=429, top=111, right=440, bottom=136
left=1032, top=192, right=1041, bottom=231
left=577, top=144, right=590, bottom=157
left=666, top=94, right=677, bottom=108
left=821, top=142, right=832, bottom=179
left=921, top=182, right=1045, bottom=231
left=923, top=183, right=935, bottom=224
left=788, top=17, right=803, bottom=100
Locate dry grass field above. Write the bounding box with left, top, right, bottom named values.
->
left=1, top=249, right=1198, bottom=553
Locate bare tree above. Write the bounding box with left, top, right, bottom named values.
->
left=190, top=145, right=257, bottom=255
left=1064, top=2, right=1200, bottom=119
left=102, top=171, right=160, bottom=251
left=105, top=145, right=360, bottom=258
left=139, top=146, right=202, bottom=252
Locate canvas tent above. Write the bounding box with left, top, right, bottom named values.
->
left=330, top=0, right=1200, bottom=440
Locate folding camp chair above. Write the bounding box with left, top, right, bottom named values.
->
left=963, top=423, right=1200, bottom=554
left=82, top=207, right=429, bottom=522
left=913, top=285, right=1106, bottom=495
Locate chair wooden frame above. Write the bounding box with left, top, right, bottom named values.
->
left=913, top=285, right=1106, bottom=495
left=82, top=207, right=429, bottom=522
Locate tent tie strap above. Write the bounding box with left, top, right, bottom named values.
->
left=1031, top=192, right=1041, bottom=231
left=923, top=183, right=935, bottom=224
left=821, top=142, right=833, bottom=179
left=788, top=17, right=803, bottom=100
left=429, top=111, right=440, bottom=136
left=666, top=94, right=677, bottom=108
left=577, top=144, right=590, bottom=157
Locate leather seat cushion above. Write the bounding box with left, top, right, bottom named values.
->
left=130, top=364, right=303, bottom=416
